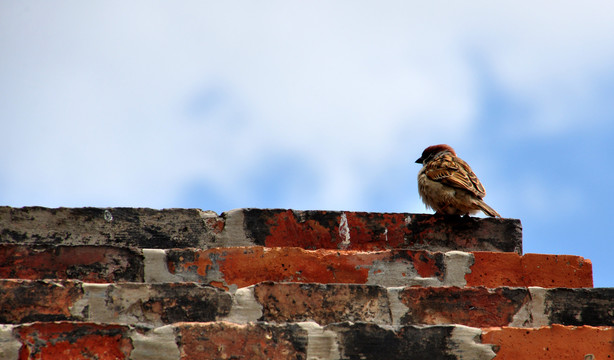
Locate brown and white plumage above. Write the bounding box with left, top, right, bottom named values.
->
left=415, top=144, right=501, bottom=217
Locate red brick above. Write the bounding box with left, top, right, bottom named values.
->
left=177, top=322, right=306, bottom=360
left=481, top=325, right=614, bottom=359
left=466, top=252, right=593, bottom=288
left=0, top=280, right=83, bottom=323
left=253, top=282, right=391, bottom=324
left=245, top=209, right=521, bottom=252
left=398, top=287, right=529, bottom=327
left=167, top=247, right=444, bottom=290
left=167, top=247, right=593, bottom=289
left=0, top=244, right=143, bottom=282
left=16, top=322, right=132, bottom=360
left=521, top=254, right=593, bottom=288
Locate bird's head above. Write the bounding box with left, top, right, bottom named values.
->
left=415, top=144, right=456, bottom=164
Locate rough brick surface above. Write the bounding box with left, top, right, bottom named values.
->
left=545, top=288, right=614, bottom=326
left=481, top=325, right=614, bottom=359
left=1, top=321, right=501, bottom=360
left=2, top=206, right=610, bottom=359
left=0, top=244, right=143, bottom=282
left=87, top=283, right=232, bottom=326
left=399, top=287, right=529, bottom=327
left=166, top=247, right=447, bottom=290
left=2, top=245, right=591, bottom=290
left=0, top=280, right=83, bottom=323
left=4, top=321, right=613, bottom=360
left=0, top=207, right=215, bottom=248
left=328, top=322, right=495, bottom=360
left=4, top=281, right=613, bottom=328
left=467, top=252, right=593, bottom=288
left=0, top=280, right=232, bottom=326
left=15, top=322, right=133, bottom=360
left=167, top=247, right=592, bottom=289
left=250, top=284, right=614, bottom=328
left=0, top=207, right=522, bottom=252
left=253, top=282, right=391, bottom=325
left=177, top=322, right=308, bottom=360
left=243, top=209, right=522, bottom=253
left=331, top=322, right=455, bottom=359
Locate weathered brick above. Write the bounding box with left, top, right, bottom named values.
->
left=466, top=252, right=593, bottom=288
left=328, top=322, right=495, bottom=360
left=0, top=207, right=522, bottom=252
left=166, top=247, right=591, bottom=289
left=94, top=282, right=232, bottom=325
left=15, top=322, right=133, bottom=360
left=0, top=280, right=83, bottom=323
left=481, top=325, right=614, bottom=359
left=0, top=244, right=144, bottom=282
left=166, top=247, right=447, bottom=290
left=331, top=322, right=450, bottom=360
left=0, top=280, right=232, bottom=326
left=177, top=321, right=308, bottom=360
left=251, top=285, right=614, bottom=328
left=253, top=282, right=391, bottom=325
left=23, top=321, right=614, bottom=360
left=244, top=209, right=522, bottom=253
left=0, top=206, right=214, bottom=248
left=175, top=322, right=496, bottom=360
left=544, top=288, right=614, bottom=326
left=4, top=281, right=613, bottom=328
left=398, top=287, right=530, bottom=327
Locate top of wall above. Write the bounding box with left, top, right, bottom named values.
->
left=0, top=207, right=522, bottom=253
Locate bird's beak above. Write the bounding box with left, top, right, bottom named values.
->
left=415, top=157, right=423, bottom=164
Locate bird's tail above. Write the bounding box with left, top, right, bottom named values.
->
left=475, top=200, right=501, bottom=218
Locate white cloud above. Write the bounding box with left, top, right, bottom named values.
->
left=1, top=1, right=613, bottom=209
left=460, top=2, right=614, bottom=135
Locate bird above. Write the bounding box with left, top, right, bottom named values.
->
left=415, top=144, right=501, bottom=217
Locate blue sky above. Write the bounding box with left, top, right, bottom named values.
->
left=1, top=2, right=614, bottom=286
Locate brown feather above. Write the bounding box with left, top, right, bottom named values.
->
left=424, top=152, right=486, bottom=198
left=474, top=199, right=501, bottom=217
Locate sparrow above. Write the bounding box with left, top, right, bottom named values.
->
left=415, top=144, right=501, bottom=217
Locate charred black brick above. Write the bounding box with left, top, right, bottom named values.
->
left=545, top=288, right=614, bottom=326
left=329, top=322, right=456, bottom=360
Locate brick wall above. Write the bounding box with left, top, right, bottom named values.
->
left=0, top=207, right=612, bottom=359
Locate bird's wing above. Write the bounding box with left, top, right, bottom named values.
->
left=425, top=153, right=486, bottom=198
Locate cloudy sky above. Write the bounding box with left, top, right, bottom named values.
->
left=2, top=1, right=614, bottom=286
